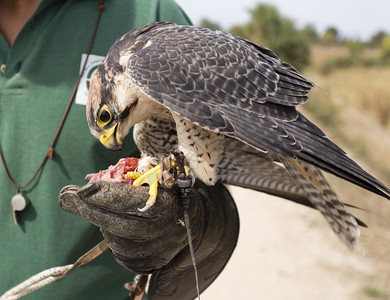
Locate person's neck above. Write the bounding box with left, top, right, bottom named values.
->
left=0, top=0, right=41, bottom=46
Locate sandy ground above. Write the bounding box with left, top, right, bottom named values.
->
left=201, top=186, right=390, bottom=300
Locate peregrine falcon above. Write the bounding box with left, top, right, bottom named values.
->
left=86, top=22, right=390, bottom=249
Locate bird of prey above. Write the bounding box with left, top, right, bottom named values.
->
left=86, top=22, right=390, bottom=249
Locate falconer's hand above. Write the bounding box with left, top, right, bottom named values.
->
left=58, top=180, right=239, bottom=299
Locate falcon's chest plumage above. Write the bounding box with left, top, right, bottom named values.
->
left=172, top=114, right=223, bottom=184
left=133, top=109, right=223, bottom=185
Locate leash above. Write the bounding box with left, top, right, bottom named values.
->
left=127, top=153, right=200, bottom=300
left=178, top=176, right=200, bottom=299
left=173, top=152, right=200, bottom=299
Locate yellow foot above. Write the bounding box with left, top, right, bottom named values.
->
left=128, top=155, right=193, bottom=212
left=132, top=165, right=161, bottom=212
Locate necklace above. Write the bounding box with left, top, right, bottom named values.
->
left=0, top=0, right=105, bottom=224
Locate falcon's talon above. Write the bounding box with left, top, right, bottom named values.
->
left=138, top=203, right=152, bottom=213
left=133, top=164, right=161, bottom=211
left=133, top=155, right=191, bottom=211
left=139, top=191, right=157, bottom=212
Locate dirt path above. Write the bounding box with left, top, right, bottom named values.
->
left=202, top=186, right=390, bottom=300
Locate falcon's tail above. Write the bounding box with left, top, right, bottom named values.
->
left=279, top=156, right=361, bottom=249
left=218, top=139, right=363, bottom=249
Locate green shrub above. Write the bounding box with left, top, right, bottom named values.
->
left=230, top=4, right=311, bottom=71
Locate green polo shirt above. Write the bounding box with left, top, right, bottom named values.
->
left=0, top=0, right=190, bottom=299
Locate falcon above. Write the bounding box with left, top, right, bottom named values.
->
left=86, top=22, right=390, bottom=249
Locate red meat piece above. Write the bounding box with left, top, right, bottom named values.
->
left=88, top=157, right=139, bottom=184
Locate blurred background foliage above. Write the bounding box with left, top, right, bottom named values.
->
left=199, top=3, right=390, bottom=73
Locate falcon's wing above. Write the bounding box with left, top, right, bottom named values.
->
left=218, top=139, right=308, bottom=204
left=114, top=22, right=390, bottom=200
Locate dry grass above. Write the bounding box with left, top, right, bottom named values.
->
left=308, top=45, right=349, bottom=70
left=326, top=68, right=390, bottom=128
left=309, top=45, right=381, bottom=71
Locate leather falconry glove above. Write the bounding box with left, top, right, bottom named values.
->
left=58, top=180, right=239, bottom=299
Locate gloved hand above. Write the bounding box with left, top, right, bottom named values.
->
left=58, top=180, right=239, bottom=299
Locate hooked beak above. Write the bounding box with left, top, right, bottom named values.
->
left=99, top=122, right=123, bottom=151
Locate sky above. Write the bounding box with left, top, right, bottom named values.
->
left=175, top=0, right=390, bottom=41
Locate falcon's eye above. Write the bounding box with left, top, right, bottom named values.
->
left=97, top=104, right=112, bottom=127
left=100, top=110, right=111, bottom=122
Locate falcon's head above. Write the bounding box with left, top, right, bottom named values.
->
left=86, top=23, right=176, bottom=151
left=86, top=63, right=150, bottom=151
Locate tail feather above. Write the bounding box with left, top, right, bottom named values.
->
left=280, top=156, right=360, bottom=249
left=218, top=138, right=363, bottom=249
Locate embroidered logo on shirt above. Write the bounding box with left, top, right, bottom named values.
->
left=75, top=54, right=105, bottom=105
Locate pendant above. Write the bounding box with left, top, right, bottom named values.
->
left=11, top=192, right=29, bottom=225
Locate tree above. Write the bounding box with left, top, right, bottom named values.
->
left=199, top=19, right=222, bottom=31
left=302, top=24, right=319, bottom=43
left=381, top=35, right=390, bottom=62
left=369, top=30, right=388, bottom=47
left=229, top=4, right=310, bottom=70
left=346, top=40, right=363, bottom=59
left=321, top=27, right=339, bottom=44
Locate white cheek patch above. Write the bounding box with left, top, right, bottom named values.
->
left=114, top=74, right=139, bottom=111
left=114, top=84, right=130, bottom=111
